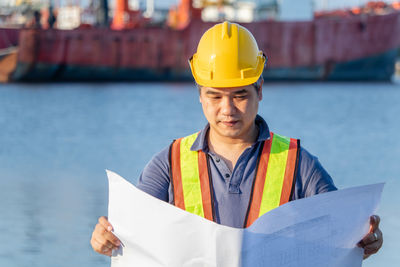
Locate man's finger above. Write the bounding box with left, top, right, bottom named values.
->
left=94, top=233, right=115, bottom=250
left=94, top=222, right=106, bottom=234
left=359, top=232, right=378, bottom=247
left=358, top=215, right=382, bottom=248
left=359, top=228, right=383, bottom=259
left=358, top=227, right=383, bottom=247
left=103, top=231, right=121, bottom=247
left=91, top=238, right=112, bottom=256
left=369, top=215, right=380, bottom=232
left=98, top=216, right=113, bottom=232
left=100, top=245, right=112, bottom=257
left=364, top=244, right=380, bottom=255
left=363, top=238, right=382, bottom=257
left=91, top=237, right=102, bottom=252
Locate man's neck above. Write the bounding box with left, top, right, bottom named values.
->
left=207, top=124, right=259, bottom=171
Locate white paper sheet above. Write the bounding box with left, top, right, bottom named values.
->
left=106, top=170, right=383, bottom=267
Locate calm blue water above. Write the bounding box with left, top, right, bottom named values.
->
left=0, top=81, right=399, bottom=266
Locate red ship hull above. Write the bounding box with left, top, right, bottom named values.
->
left=5, top=11, right=400, bottom=82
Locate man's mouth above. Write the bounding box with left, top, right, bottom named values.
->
left=220, top=120, right=239, bottom=127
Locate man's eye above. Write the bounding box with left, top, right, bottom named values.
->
left=235, top=95, right=247, bottom=99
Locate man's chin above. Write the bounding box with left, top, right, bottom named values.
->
left=216, top=128, right=243, bottom=138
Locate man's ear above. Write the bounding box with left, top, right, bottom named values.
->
left=258, top=80, right=263, bottom=101
left=198, top=86, right=203, bottom=103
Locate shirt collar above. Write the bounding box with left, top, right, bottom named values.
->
left=190, top=114, right=271, bottom=152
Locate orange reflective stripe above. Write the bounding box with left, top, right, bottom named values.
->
left=245, top=133, right=274, bottom=228
left=279, top=138, right=299, bottom=205
left=170, top=137, right=185, bottom=210
left=198, top=151, right=214, bottom=221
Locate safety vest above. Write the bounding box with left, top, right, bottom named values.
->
left=169, top=131, right=299, bottom=228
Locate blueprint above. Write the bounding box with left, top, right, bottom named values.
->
left=106, top=170, right=383, bottom=267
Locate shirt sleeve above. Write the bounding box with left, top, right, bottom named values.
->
left=293, top=147, right=338, bottom=200
left=136, top=145, right=171, bottom=202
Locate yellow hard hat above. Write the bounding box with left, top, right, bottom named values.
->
left=189, top=21, right=267, bottom=88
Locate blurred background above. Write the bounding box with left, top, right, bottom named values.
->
left=1, top=0, right=400, bottom=266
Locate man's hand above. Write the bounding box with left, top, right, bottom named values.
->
left=358, top=215, right=383, bottom=259
left=90, top=216, right=121, bottom=256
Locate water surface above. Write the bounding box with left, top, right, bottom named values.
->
left=0, top=81, right=399, bottom=266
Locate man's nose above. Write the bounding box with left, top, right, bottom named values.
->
left=220, top=97, right=236, bottom=116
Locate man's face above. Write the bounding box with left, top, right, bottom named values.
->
left=199, top=85, right=262, bottom=140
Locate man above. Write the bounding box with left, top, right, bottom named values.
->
left=91, top=21, right=382, bottom=260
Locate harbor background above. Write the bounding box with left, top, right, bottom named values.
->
left=1, top=0, right=400, bottom=265
left=0, top=79, right=399, bottom=266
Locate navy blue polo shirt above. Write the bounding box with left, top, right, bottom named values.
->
left=137, top=115, right=337, bottom=228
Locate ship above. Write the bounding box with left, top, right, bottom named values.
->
left=1, top=0, right=400, bottom=82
